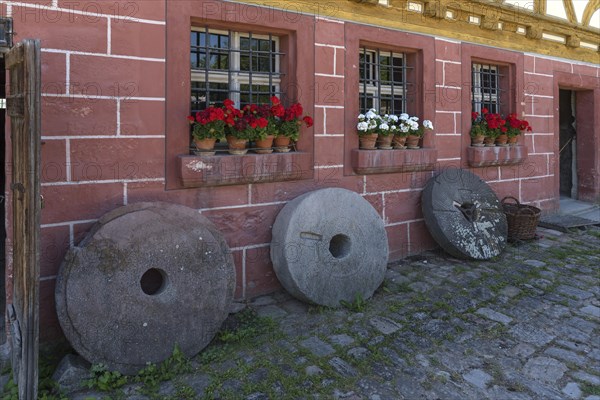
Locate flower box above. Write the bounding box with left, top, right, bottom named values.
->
left=351, top=148, right=438, bottom=175
left=467, top=145, right=529, bottom=167
left=178, top=152, right=312, bottom=188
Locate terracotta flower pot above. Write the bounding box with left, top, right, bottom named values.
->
left=406, top=134, right=421, bottom=149
left=274, top=135, right=292, bottom=152
left=484, top=136, right=496, bottom=147
left=193, top=137, right=217, bottom=156
left=393, top=135, right=408, bottom=149
left=226, top=135, right=248, bottom=155
left=359, top=133, right=378, bottom=149
left=496, top=134, right=509, bottom=147
left=392, top=135, right=407, bottom=149
left=254, top=135, right=275, bottom=154
left=471, top=134, right=485, bottom=147
left=377, top=134, right=393, bottom=150
left=508, top=136, right=519, bottom=146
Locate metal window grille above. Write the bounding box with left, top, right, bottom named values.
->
left=359, top=47, right=411, bottom=114
left=471, top=63, right=503, bottom=114
left=190, top=27, right=284, bottom=112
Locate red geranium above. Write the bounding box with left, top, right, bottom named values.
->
left=257, top=118, right=268, bottom=128
left=505, top=113, right=533, bottom=137
left=188, top=105, right=227, bottom=140
left=228, top=103, right=273, bottom=140
left=188, top=96, right=314, bottom=144
left=470, top=108, right=533, bottom=139
left=278, top=100, right=312, bottom=141
left=271, top=103, right=285, bottom=118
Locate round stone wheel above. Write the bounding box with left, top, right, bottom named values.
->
left=422, top=168, right=507, bottom=260
left=55, top=202, right=235, bottom=374
left=271, top=188, right=388, bottom=307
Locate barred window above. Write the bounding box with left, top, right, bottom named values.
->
left=471, top=63, right=503, bottom=114
left=190, top=28, right=284, bottom=112
left=359, top=47, right=410, bottom=114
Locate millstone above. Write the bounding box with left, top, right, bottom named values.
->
left=271, top=188, right=388, bottom=307
left=55, top=202, right=235, bottom=374
left=422, top=168, right=507, bottom=260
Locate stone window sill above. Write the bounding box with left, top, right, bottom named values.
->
left=351, top=148, right=438, bottom=175
left=178, top=152, right=312, bottom=188
left=467, top=145, right=528, bottom=167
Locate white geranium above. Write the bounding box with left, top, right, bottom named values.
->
left=393, top=114, right=432, bottom=137
left=357, top=109, right=411, bottom=137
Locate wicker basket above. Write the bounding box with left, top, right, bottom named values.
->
left=501, top=196, right=541, bottom=241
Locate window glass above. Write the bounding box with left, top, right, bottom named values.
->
left=359, top=47, right=409, bottom=114
left=472, top=63, right=502, bottom=114
left=190, top=28, right=283, bottom=110
left=191, top=82, right=229, bottom=113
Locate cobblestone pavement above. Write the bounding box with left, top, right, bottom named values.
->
left=62, top=227, right=600, bottom=399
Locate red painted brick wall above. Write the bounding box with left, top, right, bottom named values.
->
left=3, top=2, right=599, bottom=342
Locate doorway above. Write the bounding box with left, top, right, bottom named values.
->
left=559, top=89, right=576, bottom=198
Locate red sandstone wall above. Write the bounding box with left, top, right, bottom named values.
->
left=2, top=1, right=599, bottom=341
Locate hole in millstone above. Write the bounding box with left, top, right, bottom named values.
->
left=329, top=234, right=352, bottom=259
left=140, top=268, right=167, bottom=296
left=453, top=201, right=479, bottom=223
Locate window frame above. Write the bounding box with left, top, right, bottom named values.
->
left=344, top=25, right=436, bottom=176
left=471, top=62, right=504, bottom=114
left=166, top=1, right=315, bottom=189
left=460, top=43, right=524, bottom=168
left=359, top=47, right=410, bottom=114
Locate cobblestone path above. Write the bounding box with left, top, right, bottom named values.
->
left=57, top=226, right=600, bottom=399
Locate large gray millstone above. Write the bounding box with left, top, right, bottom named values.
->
left=271, top=188, right=388, bottom=307
left=55, top=202, right=235, bottom=374
left=422, top=168, right=507, bottom=260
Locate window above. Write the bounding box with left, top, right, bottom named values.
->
left=167, top=2, right=316, bottom=189
left=190, top=28, right=284, bottom=112
left=471, top=63, right=503, bottom=114
left=359, top=47, right=411, bottom=114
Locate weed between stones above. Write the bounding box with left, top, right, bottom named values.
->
left=2, top=343, right=70, bottom=400
left=340, top=293, right=368, bottom=312
left=581, top=383, right=600, bottom=396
